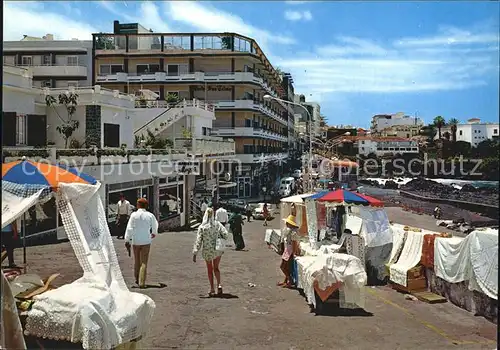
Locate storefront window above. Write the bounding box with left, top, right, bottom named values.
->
left=107, top=189, right=138, bottom=221
left=159, top=184, right=183, bottom=220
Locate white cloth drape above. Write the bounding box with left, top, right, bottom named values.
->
left=24, top=183, right=156, bottom=349
left=434, top=229, right=498, bottom=300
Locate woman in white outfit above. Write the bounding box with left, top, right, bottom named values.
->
left=192, top=208, right=229, bottom=297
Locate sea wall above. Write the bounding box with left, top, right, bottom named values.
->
left=399, top=190, right=498, bottom=218
left=425, top=269, right=497, bottom=324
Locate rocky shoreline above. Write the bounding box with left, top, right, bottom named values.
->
left=361, top=178, right=499, bottom=207
left=361, top=179, right=499, bottom=228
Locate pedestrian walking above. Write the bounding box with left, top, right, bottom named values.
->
left=245, top=204, right=252, bottom=222
left=278, top=215, right=299, bottom=288
left=263, top=203, right=269, bottom=226
left=1, top=221, right=18, bottom=268
left=229, top=211, right=245, bottom=251
left=124, top=198, right=158, bottom=288
left=116, top=193, right=131, bottom=239
left=192, top=208, right=229, bottom=297
left=215, top=205, right=229, bottom=227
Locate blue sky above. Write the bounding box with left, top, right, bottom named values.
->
left=4, top=1, right=499, bottom=128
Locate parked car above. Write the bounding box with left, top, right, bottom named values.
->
left=219, top=198, right=247, bottom=214
left=253, top=203, right=275, bottom=220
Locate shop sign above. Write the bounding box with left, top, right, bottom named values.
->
left=175, top=161, right=200, bottom=175
left=236, top=165, right=251, bottom=172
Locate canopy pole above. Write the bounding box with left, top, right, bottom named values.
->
left=22, top=212, right=27, bottom=273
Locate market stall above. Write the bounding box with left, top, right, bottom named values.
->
left=2, top=160, right=156, bottom=349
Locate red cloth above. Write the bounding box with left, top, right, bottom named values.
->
left=421, top=234, right=437, bottom=268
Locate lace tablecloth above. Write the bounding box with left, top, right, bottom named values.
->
left=295, top=253, right=367, bottom=308
left=24, top=276, right=155, bottom=349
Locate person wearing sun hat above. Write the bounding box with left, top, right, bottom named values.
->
left=278, top=214, right=300, bottom=288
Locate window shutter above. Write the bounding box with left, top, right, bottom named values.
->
left=2, top=112, right=17, bottom=146
left=27, top=115, right=47, bottom=146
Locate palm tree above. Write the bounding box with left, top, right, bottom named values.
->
left=433, top=116, right=446, bottom=139
left=448, top=118, right=459, bottom=143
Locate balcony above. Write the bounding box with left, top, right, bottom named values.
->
left=15, top=64, right=87, bottom=78
left=214, top=100, right=287, bottom=126
left=174, top=137, right=235, bottom=158
left=95, top=71, right=280, bottom=98
left=236, top=152, right=289, bottom=164
left=211, top=127, right=287, bottom=142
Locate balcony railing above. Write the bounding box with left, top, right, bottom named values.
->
left=173, top=137, right=236, bottom=156
left=211, top=127, right=287, bottom=142
left=2, top=147, right=188, bottom=166
left=95, top=71, right=280, bottom=98
left=213, top=100, right=287, bottom=125
left=95, top=33, right=255, bottom=54
left=2, top=141, right=235, bottom=165
left=134, top=98, right=214, bottom=111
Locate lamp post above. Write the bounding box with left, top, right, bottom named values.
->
left=264, top=94, right=313, bottom=192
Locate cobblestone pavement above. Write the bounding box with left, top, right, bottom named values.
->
left=14, top=216, right=497, bottom=349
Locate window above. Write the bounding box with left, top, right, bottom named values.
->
left=67, top=56, right=78, bottom=66
left=245, top=119, right=252, bottom=127
left=43, top=55, right=51, bottom=65
left=103, top=123, right=120, bottom=147
left=16, top=115, right=27, bottom=145
left=494, top=129, right=498, bottom=134
left=459, top=130, right=463, bottom=136
left=22, top=56, right=32, bottom=66
left=136, top=64, right=160, bottom=75
left=41, top=80, right=52, bottom=88
left=202, top=127, right=207, bottom=136
left=166, top=64, right=179, bottom=76
left=99, top=64, right=124, bottom=75
left=361, top=140, right=365, bottom=144
left=243, top=145, right=254, bottom=154
left=67, top=81, right=78, bottom=88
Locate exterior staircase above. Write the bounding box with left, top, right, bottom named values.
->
left=134, top=99, right=214, bottom=139
left=189, top=198, right=203, bottom=230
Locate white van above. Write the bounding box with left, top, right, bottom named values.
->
left=280, top=177, right=295, bottom=188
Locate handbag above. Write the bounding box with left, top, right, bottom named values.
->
left=216, top=237, right=225, bottom=252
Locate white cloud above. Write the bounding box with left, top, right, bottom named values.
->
left=277, top=24, right=499, bottom=95
left=395, top=26, right=499, bottom=47
left=284, top=10, right=312, bottom=21
left=165, top=1, right=295, bottom=46
left=99, top=1, right=172, bottom=32
left=3, top=1, right=97, bottom=40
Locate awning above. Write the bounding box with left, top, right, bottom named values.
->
left=218, top=182, right=237, bottom=188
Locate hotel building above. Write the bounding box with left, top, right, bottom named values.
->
left=3, top=34, right=92, bottom=89
left=92, top=21, right=297, bottom=198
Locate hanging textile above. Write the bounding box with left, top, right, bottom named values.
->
left=305, top=199, right=318, bottom=245
left=24, top=183, right=155, bottom=349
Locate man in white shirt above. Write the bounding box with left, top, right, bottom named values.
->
left=124, top=198, right=159, bottom=288
left=116, top=193, right=131, bottom=239
left=215, top=205, right=229, bottom=227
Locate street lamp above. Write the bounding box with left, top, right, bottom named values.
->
left=264, top=94, right=314, bottom=192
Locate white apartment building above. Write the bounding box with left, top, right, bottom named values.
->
left=293, top=94, right=322, bottom=138
left=434, top=118, right=499, bottom=147
left=2, top=64, right=234, bottom=237
left=371, top=112, right=424, bottom=132
left=93, top=26, right=296, bottom=198
left=355, top=137, right=419, bottom=157
left=3, top=34, right=93, bottom=89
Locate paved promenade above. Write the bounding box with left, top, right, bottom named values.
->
left=14, top=215, right=496, bottom=349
